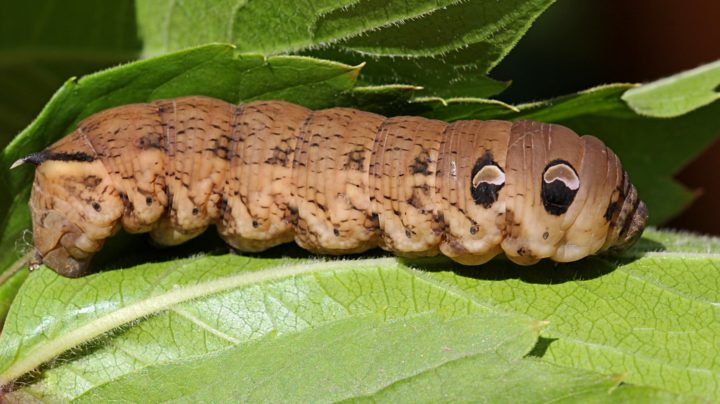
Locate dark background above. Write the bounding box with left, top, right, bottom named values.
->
left=493, top=0, right=720, bottom=234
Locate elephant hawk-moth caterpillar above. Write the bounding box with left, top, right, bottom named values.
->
left=14, top=96, right=648, bottom=277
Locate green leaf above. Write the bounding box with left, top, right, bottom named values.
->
left=340, top=84, right=423, bottom=115
left=412, top=84, right=633, bottom=123
left=413, top=81, right=720, bottom=225
left=355, top=358, right=701, bottom=403
left=0, top=44, right=363, bottom=322
left=622, top=59, right=720, bottom=118
left=306, top=45, right=513, bottom=99
left=0, top=267, right=28, bottom=327
left=0, top=0, right=140, bottom=149
left=0, top=257, right=532, bottom=399
left=0, top=252, right=700, bottom=402
left=409, top=228, right=720, bottom=401
left=136, top=0, right=555, bottom=97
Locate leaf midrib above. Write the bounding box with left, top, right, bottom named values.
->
left=0, top=258, right=398, bottom=386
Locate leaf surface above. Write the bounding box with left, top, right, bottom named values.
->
left=623, top=59, right=720, bottom=118
left=136, top=0, right=556, bottom=97
left=414, top=228, right=720, bottom=400
left=0, top=248, right=704, bottom=402
left=0, top=257, right=532, bottom=399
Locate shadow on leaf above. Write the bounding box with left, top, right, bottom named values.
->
left=400, top=236, right=665, bottom=285
left=87, top=231, right=665, bottom=284
left=526, top=336, right=558, bottom=358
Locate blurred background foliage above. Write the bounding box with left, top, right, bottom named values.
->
left=0, top=1, right=140, bottom=148
left=1, top=0, right=718, bottom=233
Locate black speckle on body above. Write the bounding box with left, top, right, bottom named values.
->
left=21, top=151, right=95, bottom=165
left=82, top=175, right=102, bottom=189
left=604, top=200, right=619, bottom=221
left=137, top=134, right=164, bottom=150
left=265, top=142, right=293, bottom=166
left=344, top=149, right=365, bottom=171
left=409, top=150, right=432, bottom=175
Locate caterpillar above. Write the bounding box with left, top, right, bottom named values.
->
left=13, top=96, right=647, bottom=278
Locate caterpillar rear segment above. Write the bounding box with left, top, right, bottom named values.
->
left=16, top=96, right=647, bottom=277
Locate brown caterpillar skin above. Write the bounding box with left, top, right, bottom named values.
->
left=16, top=96, right=648, bottom=277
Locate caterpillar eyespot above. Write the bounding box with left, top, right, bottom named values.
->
left=14, top=96, right=648, bottom=277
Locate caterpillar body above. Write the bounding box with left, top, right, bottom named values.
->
left=15, top=96, right=647, bottom=277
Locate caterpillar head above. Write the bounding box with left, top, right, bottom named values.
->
left=14, top=135, right=123, bottom=277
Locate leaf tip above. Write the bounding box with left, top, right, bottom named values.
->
left=350, top=61, right=367, bottom=80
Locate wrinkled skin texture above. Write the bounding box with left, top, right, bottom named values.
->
left=18, top=96, right=647, bottom=277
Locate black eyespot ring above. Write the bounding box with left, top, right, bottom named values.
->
left=541, top=159, right=579, bottom=216
left=470, top=151, right=505, bottom=208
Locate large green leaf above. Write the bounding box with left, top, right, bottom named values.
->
left=0, top=243, right=706, bottom=402
left=0, top=0, right=140, bottom=149
left=136, top=0, right=555, bottom=98
left=0, top=44, right=364, bottom=322
left=417, top=228, right=720, bottom=400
